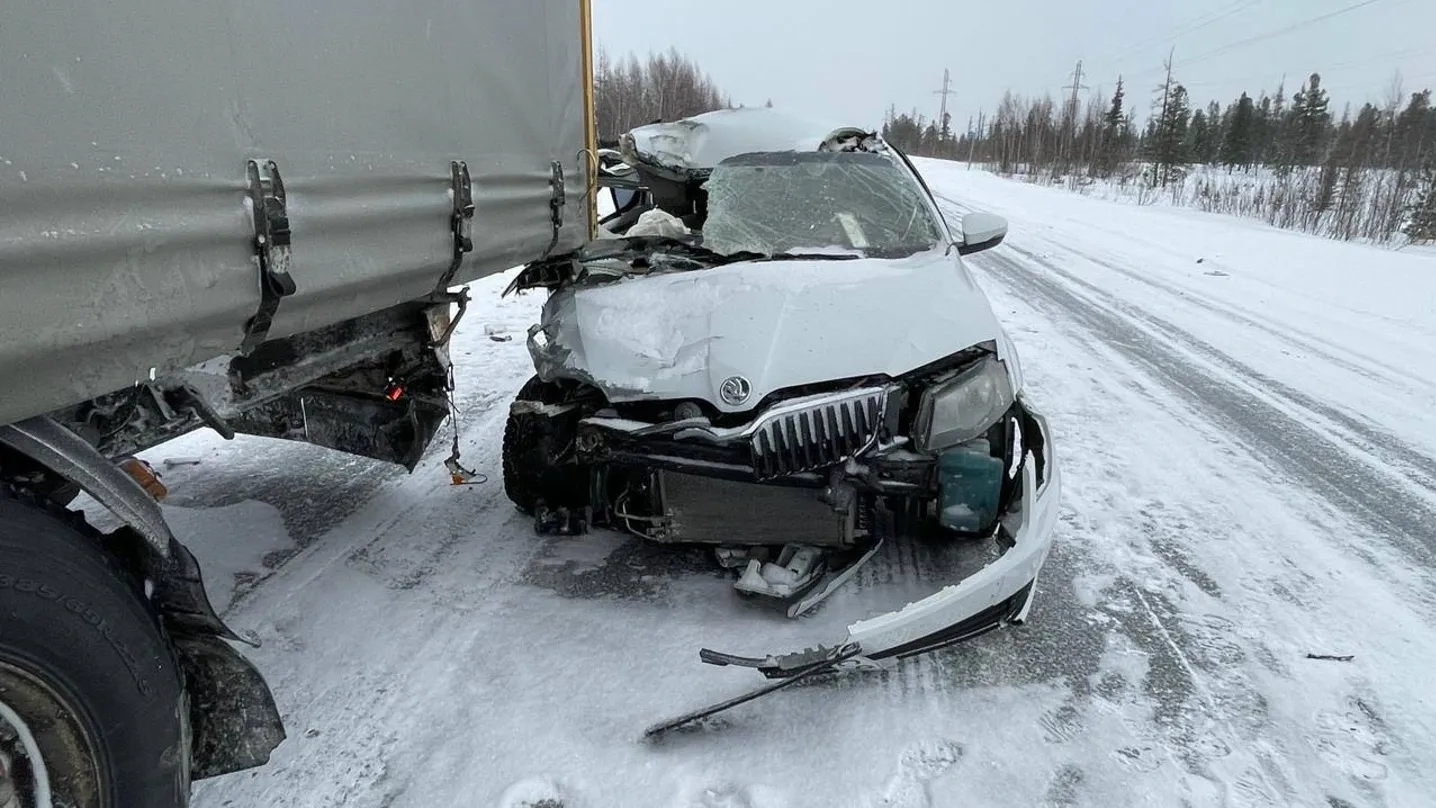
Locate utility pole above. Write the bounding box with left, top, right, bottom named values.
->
left=1063, top=60, right=1088, bottom=121
left=934, top=68, right=956, bottom=154
left=968, top=110, right=984, bottom=169
left=1060, top=60, right=1089, bottom=171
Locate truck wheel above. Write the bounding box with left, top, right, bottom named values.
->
left=502, top=376, right=590, bottom=515
left=0, top=489, right=189, bottom=808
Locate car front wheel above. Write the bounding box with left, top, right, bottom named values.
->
left=501, top=376, right=594, bottom=516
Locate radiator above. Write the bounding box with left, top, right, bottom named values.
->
left=660, top=471, right=854, bottom=547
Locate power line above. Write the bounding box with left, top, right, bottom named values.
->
left=1325, top=45, right=1436, bottom=72
left=1089, top=0, right=1266, bottom=71
left=1127, top=43, right=1432, bottom=99
left=1322, top=69, right=1436, bottom=96
left=1171, top=0, right=1400, bottom=70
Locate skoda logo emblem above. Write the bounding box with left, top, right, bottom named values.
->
left=719, top=375, right=752, bottom=406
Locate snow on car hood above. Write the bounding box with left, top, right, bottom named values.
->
left=532, top=251, right=1008, bottom=411
left=624, top=107, right=855, bottom=173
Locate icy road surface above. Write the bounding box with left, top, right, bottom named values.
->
left=156, top=161, right=1436, bottom=808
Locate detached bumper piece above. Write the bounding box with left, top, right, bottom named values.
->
left=699, top=581, right=1033, bottom=680
left=644, top=405, right=1061, bottom=739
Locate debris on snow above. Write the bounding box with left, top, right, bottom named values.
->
left=1306, top=653, right=1356, bottom=663
left=498, top=777, right=567, bottom=808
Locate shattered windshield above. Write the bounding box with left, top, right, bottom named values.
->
left=701, top=151, right=945, bottom=258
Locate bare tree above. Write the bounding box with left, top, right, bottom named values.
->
left=594, top=47, right=731, bottom=142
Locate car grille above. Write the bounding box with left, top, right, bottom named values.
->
left=748, top=387, right=889, bottom=479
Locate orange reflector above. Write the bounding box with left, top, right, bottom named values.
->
left=119, top=457, right=168, bottom=501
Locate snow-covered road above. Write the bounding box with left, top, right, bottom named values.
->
left=156, top=161, right=1436, bottom=807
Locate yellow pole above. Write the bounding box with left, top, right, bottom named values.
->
left=579, top=0, right=598, bottom=240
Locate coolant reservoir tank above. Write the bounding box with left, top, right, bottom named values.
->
left=936, top=440, right=1004, bottom=533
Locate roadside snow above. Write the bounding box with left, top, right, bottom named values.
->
left=163, top=499, right=292, bottom=610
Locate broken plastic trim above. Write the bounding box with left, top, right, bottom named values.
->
left=694, top=406, right=1058, bottom=680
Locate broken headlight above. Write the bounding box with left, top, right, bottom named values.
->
left=913, top=355, right=1014, bottom=452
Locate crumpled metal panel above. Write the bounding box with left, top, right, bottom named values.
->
left=0, top=0, right=588, bottom=427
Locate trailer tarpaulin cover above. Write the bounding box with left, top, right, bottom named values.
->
left=0, top=0, right=589, bottom=426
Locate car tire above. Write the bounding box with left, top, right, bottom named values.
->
left=502, top=376, right=592, bottom=515
left=0, top=488, right=189, bottom=808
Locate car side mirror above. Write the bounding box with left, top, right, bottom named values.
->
left=957, top=212, right=1007, bottom=256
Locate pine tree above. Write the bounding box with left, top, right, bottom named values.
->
left=1395, top=90, right=1433, bottom=169
left=1104, top=78, right=1126, bottom=132
left=1187, top=109, right=1209, bottom=165
left=1221, top=92, right=1256, bottom=170
left=1095, top=78, right=1127, bottom=176
left=1347, top=103, right=1382, bottom=169
left=1270, top=81, right=1295, bottom=173
left=1150, top=83, right=1192, bottom=187
left=1404, top=160, right=1436, bottom=242
left=1291, top=72, right=1332, bottom=165
left=922, top=120, right=941, bottom=155
left=1204, top=101, right=1225, bottom=163
left=1253, top=92, right=1273, bottom=165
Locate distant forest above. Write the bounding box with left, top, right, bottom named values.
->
left=589, top=47, right=1435, bottom=244
left=883, top=66, right=1436, bottom=244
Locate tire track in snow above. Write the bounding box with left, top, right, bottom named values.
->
left=974, top=249, right=1436, bottom=585
left=1034, top=238, right=1421, bottom=392
left=1003, top=242, right=1436, bottom=495
left=935, top=189, right=1436, bottom=493
left=192, top=376, right=545, bottom=808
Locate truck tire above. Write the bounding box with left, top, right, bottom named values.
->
left=0, top=489, right=189, bottom=808
left=502, top=376, right=590, bottom=515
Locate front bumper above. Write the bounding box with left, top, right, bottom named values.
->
left=703, top=404, right=1061, bottom=676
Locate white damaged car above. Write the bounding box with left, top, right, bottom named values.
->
left=503, top=108, right=1061, bottom=724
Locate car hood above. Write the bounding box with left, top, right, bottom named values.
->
left=530, top=251, right=1009, bottom=412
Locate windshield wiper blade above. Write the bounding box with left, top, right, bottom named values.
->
left=863, top=244, right=938, bottom=259
left=749, top=252, right=862, bottom=262
left=626, top=236, right=765, bottom=266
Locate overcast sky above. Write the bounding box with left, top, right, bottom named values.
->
left=592, top=0, right=1436, bottom=130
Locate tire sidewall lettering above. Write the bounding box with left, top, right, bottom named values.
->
left=1, top=574, right=153, bottom=698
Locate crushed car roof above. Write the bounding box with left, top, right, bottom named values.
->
left=621, top=107, right=879, bottom=173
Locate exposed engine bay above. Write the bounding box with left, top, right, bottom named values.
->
left=505, top=347, right=1042, bottom=607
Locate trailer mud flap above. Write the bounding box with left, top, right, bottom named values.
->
left=172, top=634, right=286, bottom=780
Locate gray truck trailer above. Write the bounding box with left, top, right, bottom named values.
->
left=0, top=1, right=595, bottom=804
